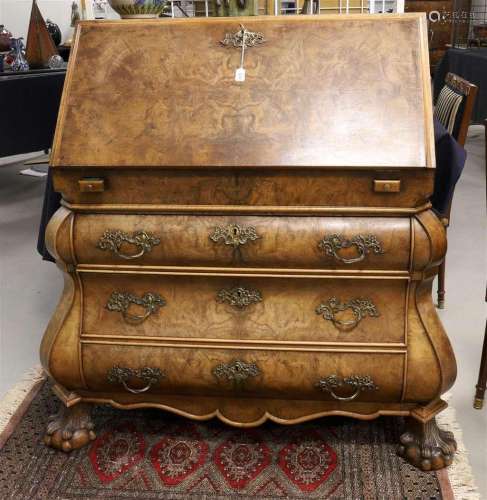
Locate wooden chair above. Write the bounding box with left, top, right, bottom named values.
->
left=433, top=72, right=478, bottom=309
left=473, top=121, right=487, bottom=409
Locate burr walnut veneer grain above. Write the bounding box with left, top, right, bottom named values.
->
left=40, top=14, right=457, bottom=471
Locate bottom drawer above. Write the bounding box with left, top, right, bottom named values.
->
left=82, top=344, right=405, bottom=402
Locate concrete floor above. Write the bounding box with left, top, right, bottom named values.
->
left=0, top=129, right=486, bottom=496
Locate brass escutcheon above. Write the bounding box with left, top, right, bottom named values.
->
left=315, top=375, right=378, bottom=401
left=213, top=360, right=260, bottom=388
left=106, top=291, right=166, bottom=324
left=97, top=229, right=160, bottom=260
left=107, top=366, right=165, bottom=394
left=316, top=297, right=379, bottom=331
left=209, top=224, right=260, bottom=249
left=318, top=234, right=384, bottom=264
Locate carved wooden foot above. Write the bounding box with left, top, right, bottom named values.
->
left=398, top=417, right=456, bottom=471
left=44, top=403, right=96, bottom=452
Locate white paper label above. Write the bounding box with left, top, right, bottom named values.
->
left=235, top=68, right=246, bottom=82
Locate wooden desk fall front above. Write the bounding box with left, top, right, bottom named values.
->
left=41, top=14, right=457, bottom=471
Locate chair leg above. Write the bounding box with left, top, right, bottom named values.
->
left=437, top=259, right=446, bottom=309
left=474, top=320, right=487, bottom=409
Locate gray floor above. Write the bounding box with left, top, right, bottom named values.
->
left=1, top=131, right=486, bottom=497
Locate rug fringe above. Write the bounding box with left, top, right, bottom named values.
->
left=438, top=393, right=481, bottom=500
left=0, top=366, right=46, bottom=435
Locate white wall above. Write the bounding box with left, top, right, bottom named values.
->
left=0, top=0, right=120, bottom=44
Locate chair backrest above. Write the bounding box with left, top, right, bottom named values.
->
left=434, top=72, right=478, bottom=146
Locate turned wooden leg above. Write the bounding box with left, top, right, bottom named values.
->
left=398, top=417, right=456, bottom=471
left=437, top=260, right=446, bottom=309
left=474, top=319, right=487, bottom=409
left=44, top=403, right=96, bottom=452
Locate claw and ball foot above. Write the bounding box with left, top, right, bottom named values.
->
left=44, top=403, right=96, bottom=452
left=398, top=417, right=456, bottom=471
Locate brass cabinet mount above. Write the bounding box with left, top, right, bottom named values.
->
left=217, top=286, right=262, bottom=308
left=209, top=224, right=260, bottom=249
left=97, top=229, right=160, bottom=259
left=106, top=291, right=166, bottom=324
left=220, top=24, right=265, bottom=48
left=316, top=297, right=379, bottom=331
left=315, top=375, right=378, bottom=401
left=107, top=366, right=165, bottom=394
left=318, top=233, right=384, bottom=264
left=213, top=360, right=260, bottom=387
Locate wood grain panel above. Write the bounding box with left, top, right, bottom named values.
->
left=80, top=273, right=408, bottom=344
left=73, top=214, right=411, bottom=270
left=81, top=344, right=405, bottom=401
left=53, top=168, right=435, bottom=209
left=51, top=15, right=432, bottom=168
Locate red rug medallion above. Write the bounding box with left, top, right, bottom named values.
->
left=150, top=424, right=209, bottom=486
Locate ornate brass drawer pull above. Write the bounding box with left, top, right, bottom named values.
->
left=213, top=360, right=260, bottom=387
left=318, top=234, right=384, bottom=264
left=106, top=291, right=166, bottom=324
left=217, top=286, right=262, bottom=308
left=316, top=297, right=379, bottom=331
left=107, top=366, right=165, bottom=394
left=316, top=375, right=378, bottom=401
left=209, top=224, right=260, bottom=249
left=97, top=230, right=160, bottom=259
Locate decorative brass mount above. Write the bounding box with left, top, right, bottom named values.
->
left=220, top=25, right=265, bottom=82
left=318, top=234, right=384, bottom=264
left=316, top=297, right=379, bottom=331
left=107, top=366, right=165, bottom=394
left=97, top=230, right=160, bottom=259
left=213, top=360, right=260, bottom=387
left=106, top=291, right=166, bottom=324
left=220, top=24, right=265, bottom=49
left=209, top=224, right=260, bottom=249
left=217, top=286, right=262, bottom=308
left=315, top=375, right=378, bottom=401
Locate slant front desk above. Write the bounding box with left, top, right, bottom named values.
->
left=42, top=14, right=457, bottom=470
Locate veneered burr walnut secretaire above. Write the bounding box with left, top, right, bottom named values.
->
left=41, top=13, right=457, bottom=470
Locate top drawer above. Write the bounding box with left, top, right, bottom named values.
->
left=70, top=214, right=411, bottom=271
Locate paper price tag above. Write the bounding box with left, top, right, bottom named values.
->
left=235, top=67, right=246, bottom=82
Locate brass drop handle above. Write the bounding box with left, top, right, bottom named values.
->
left=318, top=234, right=384, bottom=264
left=315, top=375, right=378, bottom=401
left=107, top=366, right=165, bottom=394
left=316, top=297, right=379, bottom=331
left=106, top=291, right=166, bottom=324
left=209, top=224, right=260, bottom=249
left=97, top=230, right=160, bottom=260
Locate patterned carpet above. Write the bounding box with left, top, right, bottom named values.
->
left=0, top=382, right=451, bottom=499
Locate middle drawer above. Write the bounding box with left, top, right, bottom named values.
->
left=73, top=214, right=411, bottom=270
left=80, top=273, right=408, bottom=345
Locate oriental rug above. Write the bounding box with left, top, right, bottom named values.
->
left=0, top=369, right=478, bottom=499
